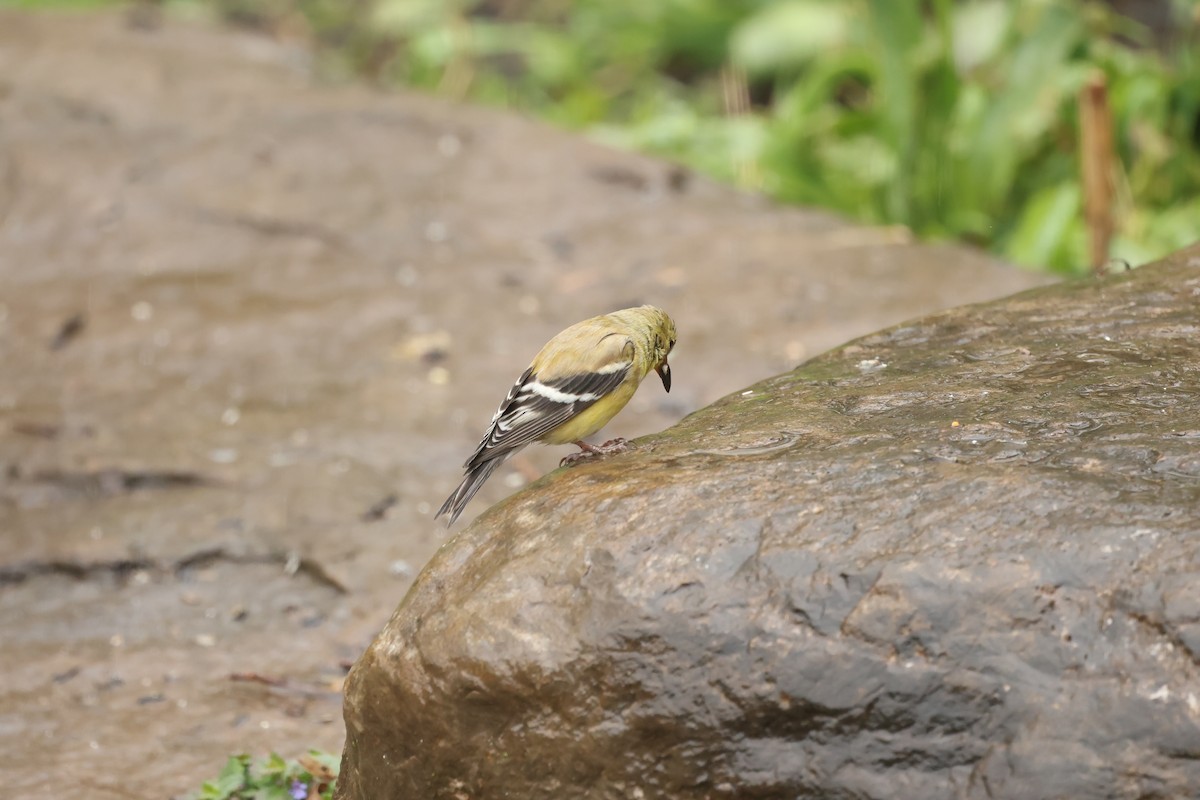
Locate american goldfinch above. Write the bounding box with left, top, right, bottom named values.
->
left=436, top=305, right=677, bottom=525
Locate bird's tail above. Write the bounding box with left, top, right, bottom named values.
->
left=435, top=456, right=507, bottom=526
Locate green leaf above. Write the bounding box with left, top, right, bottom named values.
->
left=730, top=1, right=851, bottom=75
left=951, top=1, right=1012, bottom=71
left=259, top=753, right=288, bottom=777
left=962, top=2, right=1084, bottom=211
left=249, top=786, right=290, bottom=800
left=863, top=0, right=928, bottom=220
left=1004, top=182, right=1082, bottom=270
left=370, top=0, right=462, bottom=35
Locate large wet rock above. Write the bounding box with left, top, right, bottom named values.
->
left=338, top=248, right=1200, bottom=800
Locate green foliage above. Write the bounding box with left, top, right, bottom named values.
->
left=192, top=751, right=339, bottom=800
left=325, top=0, right=1200, bottom=273
left=607, top=0, right=1197, bottom=274
left=11, top=0, right=1200, bottom=273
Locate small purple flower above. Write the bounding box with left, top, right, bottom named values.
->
left=290, top=780, right=308, bottom=800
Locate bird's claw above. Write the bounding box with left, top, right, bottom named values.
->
left=559, top=450, right=594, bottom=467
left=560, top=438, right=631, bottom=467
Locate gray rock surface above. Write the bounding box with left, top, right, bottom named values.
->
left=338, top=248, right=1200, bottom=800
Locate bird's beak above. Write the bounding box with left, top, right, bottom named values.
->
left=656, top=361, right=671, bottom=392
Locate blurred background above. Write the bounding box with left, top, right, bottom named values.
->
left=16, top=0, right=1199, bottom=274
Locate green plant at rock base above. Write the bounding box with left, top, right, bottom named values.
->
left=192, top=752, right=339, bottom=800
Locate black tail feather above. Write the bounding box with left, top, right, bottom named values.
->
left=435, top=456, right=507, bottom=525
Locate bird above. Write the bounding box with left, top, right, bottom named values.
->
left=436, top=305, right=677, bottom=525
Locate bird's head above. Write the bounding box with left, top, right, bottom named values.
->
left=648, top=308, right=676, bottom=393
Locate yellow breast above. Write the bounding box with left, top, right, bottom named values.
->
left=538, top=378, right=639, bottom=445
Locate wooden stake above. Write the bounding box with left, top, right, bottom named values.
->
left=1079, top=72, right=1116, bottom=275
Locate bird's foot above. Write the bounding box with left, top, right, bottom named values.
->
left=559, top=450, right=594, bottom=467
left=560, top=438, right=630, bottom=467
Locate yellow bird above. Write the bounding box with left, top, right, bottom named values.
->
left=436, top=305, right=677, bottom=525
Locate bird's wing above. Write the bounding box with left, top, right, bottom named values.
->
left=464, top=337, right=634, bottom=469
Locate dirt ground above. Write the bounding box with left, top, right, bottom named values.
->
left=0, top=9, right=1050, bottom=797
